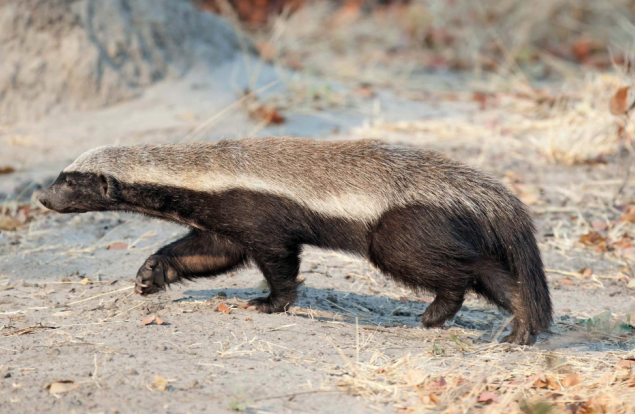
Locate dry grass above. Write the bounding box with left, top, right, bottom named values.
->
left=230, top=0, right=635, bottom=165
left=255, top=0, right=635, bottom=81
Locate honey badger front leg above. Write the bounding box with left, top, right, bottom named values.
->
left=135, top=230, right=247, bottom=295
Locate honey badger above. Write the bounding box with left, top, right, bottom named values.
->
left=39, top=137, right=552, bottom=345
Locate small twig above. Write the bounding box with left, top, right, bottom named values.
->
left=252, top=389, right=340, bottom=402
left=492, top=316, right=515, bottom=343
left=66, top=286, right=134, bottom=306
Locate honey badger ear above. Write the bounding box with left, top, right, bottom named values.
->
left=98, top=174, right=119, bottom=199
left=99, top=174, right=108, bottom=195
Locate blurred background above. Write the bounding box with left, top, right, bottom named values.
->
left=2, top=1, right=635, bottom=413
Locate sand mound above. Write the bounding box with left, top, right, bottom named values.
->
left=0, top=0, right=245, bottom=124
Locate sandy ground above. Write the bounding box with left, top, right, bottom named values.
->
left=1, top=55, right=635, bottom=413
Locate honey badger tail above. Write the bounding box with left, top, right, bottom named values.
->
left=505, top=224, right=552, bottom=343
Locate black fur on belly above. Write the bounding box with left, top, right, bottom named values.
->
left=41, top=171, right=552, bottom=345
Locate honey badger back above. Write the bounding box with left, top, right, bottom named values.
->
left=39, top=137, right=552, bottom=345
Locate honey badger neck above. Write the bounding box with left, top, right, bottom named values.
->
left=112, top=179, right=371, bottom=254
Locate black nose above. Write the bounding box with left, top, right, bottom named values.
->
left=39, top=196, right=51, bottom=209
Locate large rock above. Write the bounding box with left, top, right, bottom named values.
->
left=0, top=0, right=245, bottom=124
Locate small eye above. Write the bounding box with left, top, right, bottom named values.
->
left=66, top=178, right=74, bottom=188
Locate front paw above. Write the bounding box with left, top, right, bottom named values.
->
left=135, top=256, right=179, bottom=295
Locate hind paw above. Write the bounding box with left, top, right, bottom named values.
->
left=241, top=296, right=291, bottom=313
left=500, top=329, right=537, bottom=346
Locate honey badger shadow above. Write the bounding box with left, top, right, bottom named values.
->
left=39, top=137, right=552, bottom=345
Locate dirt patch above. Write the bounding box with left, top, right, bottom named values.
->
left=0, top=0, right=246, bottom=124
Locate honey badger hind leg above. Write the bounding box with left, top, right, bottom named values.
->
left=242, top=247, right=302, bottom=313
left=368, top=206, right=475, bottom=329
left=135, top=230, right=247, bottom=295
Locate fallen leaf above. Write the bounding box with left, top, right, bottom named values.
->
left=46, top=380, right=78, bottom=394
left=405, top=369, right=426, bottom=387
left=15, top=206, right=29, bottom=224
left=79, top=278, right=90, bottom=285
left=617, top=359, right=635, bottom=369
left=610, top=86, right=632, bottom=115
left=152, top=375, right=168, bottom=391
left=218, top=303, right=230, bottom=314
left=0, top=215, right=22, bottom=231
left=429, top=393, right=440, bottom=405
left=426, top=376, right=447, bottom=391
left=579, top=232, right=607, bottom=252
left=478, top=391, right=499, bottom=403
left=579, top=268, right=593, bottom=278
left=0, top=166, right=15, bottom=174
left=545, top=376, right=561, bottom=390
left=473, top=92, right=489, bottom=110
left=572, top=39, right=593, bottom=62
left=621, top=213, right=635, bottom=224
left=590, top=220, right=608, bottom=231
left=141, top=315, right=156, bottom=325
left=622, top=248, right=635, bottom=262
left=614, top=235, right=633, bottom=250
left=107, top=242, right=128, bottom=250
left=587, top=395, right=610, bottom=412
left=354, top=84, right=376, bottom=99
left=155, top=316, right=165, bottom=325
left=560, top=279, right=574, bottom=286
left=563, top=374, right=581, bottom=387
left=512, top=184, right=541, bottom=205
left=253, top=106, right=285, bottom=125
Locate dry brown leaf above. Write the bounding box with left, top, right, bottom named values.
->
left=152, top=375, right=168, bottom=391
left=218, top=303, right=230, bottom=314
left=428, top=393, right=440, bottom=405
left=590, top=220, right=608, bottom=231
left=0, top=215, right=22, bottom=231
left=614, top=235, right=633, bottom=250
left=155, top=316, right=165, bottom=325
left=610, top=86, right=633, bottom=116
left=572, top=39, right=593, bottom=62
left=405, top=370, right=426, bottom=387
left=621, top=213, right=635, bottom=224
left=563, top=374, right=581, bottom=387
left=46, top=380, right=78, bottom=394
left=587, top=395, right=610, bottom=412
left=512, top=184, right=541, bottom=205
left=0, top=166, right=15, bottom=174
left=617, top=359, right=635, bottom=369
left=623, top=248, right=635, bottom=262
left=426, top=376, right=446, bottom=392
left=545, top=376, right=561, bottom=390
left=579, top=268, right=593, bottom=278
left=107, top=242, right=128, bottom=250
left=560, top=278, right=574, bottom=286
left=579, top=232, right=607, bottom=252
left=473, top=92, right=489, bottom=110
left=354, top=84, right=376, bottom=99
left=478, top=391, right=499, bottom=403
left=253, top=106, right=285, bottom=125
left=141, top=315, right=156, bottom=325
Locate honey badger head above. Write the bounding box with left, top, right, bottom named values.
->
left=38, top=146, right=124, bottom=213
